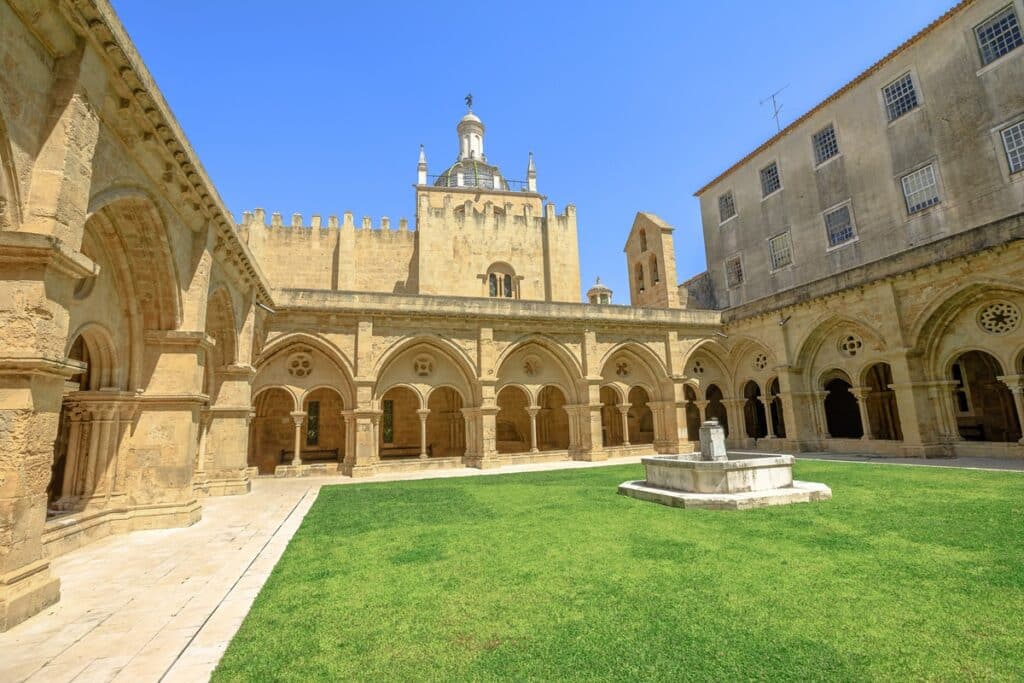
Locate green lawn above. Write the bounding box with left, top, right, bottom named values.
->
left=213, top=461, right=1024, bottom=681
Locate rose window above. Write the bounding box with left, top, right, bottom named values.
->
left=978, top=301, right=1020, bottom=335
left=287, top=352, right=313, bottom=378
left=838, top=335, right=863, bottom=357
left=753, top=353, right=768, bottom=371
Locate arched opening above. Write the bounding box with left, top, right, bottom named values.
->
left=823, top=374, right=863, bottom=439
left=638, top=228, right=648, bottom=252
left=768, top=378, right=786, bottom=438
left=379, top=386, right=423, bottom=458
left=496, top=385, right=531, bottom=453
left=684, top=385, right=700, bottom=442
left=650, top=255, right=660, bottom=284
left=634, top=263, right=645, bottom=292
left=248, top=388, right=296, bottom=475
left=537, top=386, right=570, bottom=451
left=705, top=384, right=728, bottom=436
left=627, top=386, right=655, bottom=444
left=486, top=262, right=518, bottom=299
left=950, top=351, right=1021, bottom=442
left=426, top=387, right=466, bottom=458
left=600, top=386, right=624, bottom=446
left=742, top=381, right=768, bottom=439
left=301, top=388, right=346, bottom=464
left=863, top=363, right=903, bottom=440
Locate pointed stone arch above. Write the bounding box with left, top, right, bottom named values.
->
left=86, top=187, right=182, bottom=332
left=253, top=333, right=356, bottom=410
left=794, top=314, right=887, bottom=375
left=374, top=336, right=478, bottom=407
left=0, top=110, right=22, bottom=230
left=495, top=336, right=583, bottom=405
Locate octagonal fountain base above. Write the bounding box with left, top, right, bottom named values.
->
left=619, top=421, right=831, bottom=510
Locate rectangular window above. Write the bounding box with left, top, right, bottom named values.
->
left=975, top=6, right=1023, bottom=66
left=951, top=362, right=973, bottom=415
left=382, top=399, right=394, bottom=444
left=882, top=73, right=919, bottom=121
left=1002, top=120, right=1024, bottom=174
left=901, top=165, right=941, bottom=213
left=718, top=191, right=736, bottom=222
left=769, top=232, right=793, bottom=270
left=725, top=255, right=744, bottom=287
left=824, top=205, right=856, bottom=247
left=812, top=124, right=839, bottom=165
left=306, top=400, right=320, bottom=447
left=760, top=162, right=781, bottom=197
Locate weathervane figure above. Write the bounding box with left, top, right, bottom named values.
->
left=465, top=92, right=473, bottom=111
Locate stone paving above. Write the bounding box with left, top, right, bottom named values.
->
left=0, top=457, right=643, bottom=683
left=798, top=452, right=1024, bottom=472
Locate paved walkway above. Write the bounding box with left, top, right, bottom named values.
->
left=798, top=452, right=1024, bottom=471
left=0, top=457, right=643, bottom=683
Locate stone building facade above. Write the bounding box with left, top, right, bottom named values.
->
left=0, top=0, right=1021, bottom=632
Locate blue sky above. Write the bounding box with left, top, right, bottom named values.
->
left=111, top=0, right=955, bottom=301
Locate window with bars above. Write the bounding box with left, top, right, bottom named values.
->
left=718, top=191, right=736, bottom=222
left=882, top=73, right=919, bottom=121
left=975, top=5, right=1023, bottom=65
left=1001, top=120, right=1024, bottom=174
left=760, top=162, right=781, bottom=196
left=725, top=256, right=744, bottom=287
left=901, top=165, right=941, bottom=213
left=812, top=125, right=840, bottom=165
left=824, top=205, right=856, bottom=247
left=769, top=232, right=793, bottom=270
left=306, top=400, right=320, bottom=446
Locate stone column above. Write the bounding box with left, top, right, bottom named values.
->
left=812, top=390, right=831, bottom=439
left=694, top=400, right=709, bottom=422
left=850, top=386, right=874, bottom=440
left=758, top=397, right=776, bottom=438
left=997, top=375, right=1024, bottom=444
left=723, top=399, right=747, bottom=444
left=416, top=409, right=430, bottom=458
left=526, top=407, right=540, bottom=453
left=617, top=405, right=631, bottom=447
left=289, top=411, right=305, bottom=466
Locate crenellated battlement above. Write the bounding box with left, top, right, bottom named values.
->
left=418, top=196, right=577, bottom=231
left=240, top=208, right=413, bottom=240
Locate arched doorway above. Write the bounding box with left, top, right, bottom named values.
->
left=248, top=388, right=296, bottom=474
left=823, top=374, right=863, bottom=439
left=684, top=385, right=700, bottom=442
left=950, top=351, right=1021, bottom=442
left=496, top=386, right=531, bottom=453
left=768, top=378, right=786, bottom=438
left=742, top=381, right=768, bottom=439
left=627, top=386, right=655, bottom=444
left=863, top=363, right=903, bottom=440
left=705, top=384, right=728, bottom=436
left=600, top=386, right=624, bottom=446
left=537, top=386, right=570, bottom=451
left=301, top=388, right=346, bottom=464
left=426, top=387, right=466, bottom=458
left=379, top=386, right=423, bottom=458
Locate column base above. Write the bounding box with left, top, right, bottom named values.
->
left=0, top=558, right=60, bottom=632
left=204, top=468, right=252, bottom=496
left=463, top=454, right=501, bottom=470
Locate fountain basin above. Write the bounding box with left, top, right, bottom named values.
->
left=618, top=452, right=832, bottom=511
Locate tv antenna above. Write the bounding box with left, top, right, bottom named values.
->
left=760, top=85, right=789, bottom=133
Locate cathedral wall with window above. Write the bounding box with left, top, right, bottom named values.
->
left=696, top=0, right=1024, bottom=309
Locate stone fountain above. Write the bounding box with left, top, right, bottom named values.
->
left=618, top=419, right=831, bottom=510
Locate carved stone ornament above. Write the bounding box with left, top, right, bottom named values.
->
left=413, top=353, right=435, bottom=377
left=978, top=301, right=1020, bottom=335
left=523, top=354, right=542, bottom=377
left=838, top=334, right=863, bottom=357
left=287, top=351, right=313, bottom=378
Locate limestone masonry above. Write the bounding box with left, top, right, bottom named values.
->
left=1, top=0, right=1022, bottom=630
